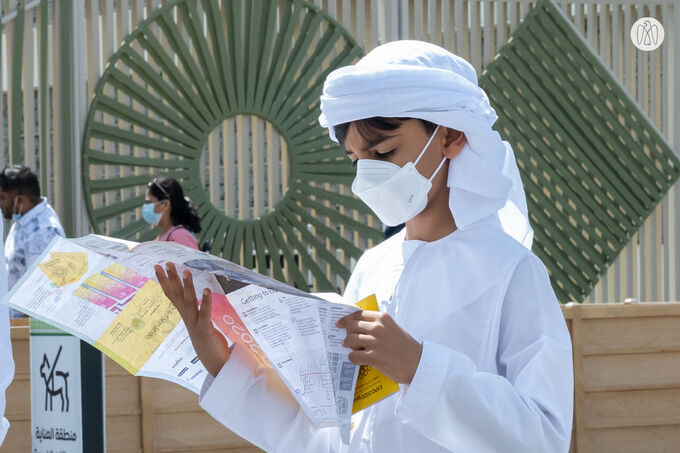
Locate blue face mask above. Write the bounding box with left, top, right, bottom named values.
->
left=12, top=197, right=22, bottom=222
left=142, top=202, right=162, bottom=225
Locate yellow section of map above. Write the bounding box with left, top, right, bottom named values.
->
left=38, top=252, right=89, bottom=287
left=352, top=294, right=401, bottom=414
left=94, top=280, right=180, bottom=375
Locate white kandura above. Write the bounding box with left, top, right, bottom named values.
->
left=197, top=40, right=572, bottom=453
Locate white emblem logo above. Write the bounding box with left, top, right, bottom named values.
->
left=631, top=17, right=664, bottom=51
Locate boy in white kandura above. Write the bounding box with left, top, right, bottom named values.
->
left=155, top=40, right=574, bottom=453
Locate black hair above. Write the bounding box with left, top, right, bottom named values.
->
left=334, top=117, right=437, bottom=146
left=147, top=178, right=202, bottom=234
left=0, top=165, right=41, bottom=202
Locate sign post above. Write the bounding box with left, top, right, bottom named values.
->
left=30, top=320, right=105, bottom=453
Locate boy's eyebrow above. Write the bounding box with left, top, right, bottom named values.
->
left=362, top=133, right=401, bottom=151
left=344, top=135, right=399, bottom=155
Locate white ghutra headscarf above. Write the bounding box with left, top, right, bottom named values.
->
left=318, top=40, right=534, bottom=249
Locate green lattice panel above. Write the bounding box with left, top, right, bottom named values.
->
left=480, top=0, right=680, bottom=302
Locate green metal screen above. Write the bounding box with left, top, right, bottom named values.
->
left=81, top=0, right=382, bottom=292
left=479, top=0, right=680, bottom=302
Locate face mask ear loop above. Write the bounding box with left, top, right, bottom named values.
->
left=13, top=196, right=21, bottom=216
left=428, top=156, right=449, bottom=182
left=413, top=124, right=441, bottom=166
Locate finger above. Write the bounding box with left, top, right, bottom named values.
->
left=341, top=320, right=380, bottom=335
left=336, top=309, right=380, bottom=327
left=347, top=350, right=376, bottom=367
left=154, top=264, right=169, bottom=290
left=336, top=309, right=364, bottom=327
left=357, top=310, right=382, bottom=321
left=155, top=264, right=182, bottom=310
left=342, top=333, right=374, bottom=350
left=181, top=270, right=199, bottom=306
left=164, top=263, right=186, bottom=303
left=199, top=288, right=213, bottom=326
left=165, top=262, right=182, bottom=287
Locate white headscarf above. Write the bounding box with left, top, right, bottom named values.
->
left=318, top=40, right=534, bottom=249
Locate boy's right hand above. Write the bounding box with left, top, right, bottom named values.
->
left=155, top=262, right=230, bottom=377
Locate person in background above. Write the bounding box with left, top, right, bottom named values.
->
left=144, top=178, right=201, bottom=250
left=0, top=166, right=65, bottom=318
left=0, top=219, right=13, bottom=446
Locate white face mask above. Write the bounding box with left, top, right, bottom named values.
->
left=351, top=125, right=446, bottom=226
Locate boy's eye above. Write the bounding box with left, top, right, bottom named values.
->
left=377, top=149, right=396, bottom=158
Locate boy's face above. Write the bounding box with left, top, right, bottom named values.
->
left=343, top=119, right=465, bottom=206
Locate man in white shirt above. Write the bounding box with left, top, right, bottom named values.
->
left=0, top=166, right=65, bottom=317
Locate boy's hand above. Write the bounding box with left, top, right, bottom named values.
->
left=155, top=262, right=229, bottom=377
left=337, top=310, right=423, bottom=384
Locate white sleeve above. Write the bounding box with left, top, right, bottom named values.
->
left=394, top=253, right=573, bottom=452
left=198, top=343, right=342, bottom=452
left=0, top=222, right=13, bottom=446
left=0, top=304, right=12, bottom=446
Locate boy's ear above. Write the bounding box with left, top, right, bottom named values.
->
left=442, top=128, right=466, bottom=159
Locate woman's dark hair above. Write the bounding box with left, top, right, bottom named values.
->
left=334, top=117, right=437, bottom=146
left=147, top=178, right=202, bottom=234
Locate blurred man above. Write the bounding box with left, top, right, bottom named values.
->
left=0, top=166, right=64, bottom=317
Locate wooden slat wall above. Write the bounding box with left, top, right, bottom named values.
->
left=5, top=305, right=680, bottom=451
left=105, top=365, right=261, bottom=453
left=0, top=0, right=677, bottom=299
left=0, top=319, right=262, bottom=453
left=563, top=302, right=680, bottom=453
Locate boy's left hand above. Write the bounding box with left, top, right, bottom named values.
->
left=337, top=310, right=423, bottom=384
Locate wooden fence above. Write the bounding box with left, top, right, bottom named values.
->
left=564, top=302, right=680, bottom=452
left=0, top=318, right=261, bottom=452
left=0, top=0, right=678, bottom=300
left=4, top=303, right=680, bottom=451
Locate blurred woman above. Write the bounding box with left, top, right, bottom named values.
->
left=144, top=178, right=201, bottom=250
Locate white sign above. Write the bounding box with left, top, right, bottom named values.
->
left=31, top=331, right=83, bottom=453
